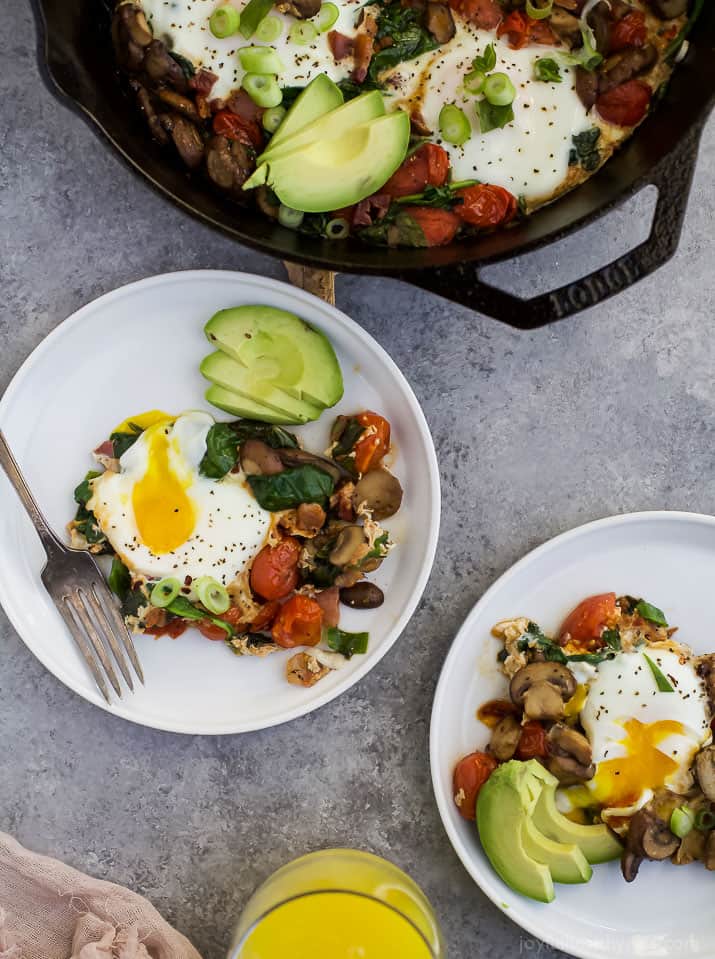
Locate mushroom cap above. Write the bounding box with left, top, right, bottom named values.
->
left=695, top=745, right=715, bottom=802
left=509, top=662, right=577, bottom=705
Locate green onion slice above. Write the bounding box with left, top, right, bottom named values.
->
left=484, top=72, right=516, bottom=107
left=694, top=809, right=715, bottom=831
left=210, top=4, right=241, bottom=37
left=278, top=204, right=305, bottom=228
left=242, top=73, right=283, bottom=107
left=239, top=0, right=276, bottom=38
left=314, top=2, right=339, bottom=31
left=463, top=69, right=486, bottom=95
left=238, top=45, right=285, bottom=74
left=326, top=217, right=350, bottom=239
left=439, top=104, right=470, bottom=146
left=262, top=104, right=287, bottom=132
left=289, top=21, right=318, bottom=44
left=643, top=654, right=675, bottom=693
left=670, top=806, right=695, bottom=839
left=194, top=576, right=230, bottom=614
left=255, top=13, right=283, bottom=41
left=150, top=577, right=182, bottom=608
left=526, top=0, right=553, bottom=19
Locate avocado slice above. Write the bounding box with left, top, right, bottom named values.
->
left=532, top=785, right=623, bottom=864
left=476, top=762, right=555, bottom=903
left=253, top=111, right=411, bottom=214
left=269, top=74, right=344, bottom=152
left=521, top=816, right=592, bottom=885
left=204, top=305, right=343, bottom=408
left=201, top=351, right=323, bottom=422
left=254, top=90, right=385, bottom=168
left=205, top=384, right=315, bottom=425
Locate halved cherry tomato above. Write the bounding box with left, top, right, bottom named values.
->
left=382, top=144, right=451, bottom=198
left=271, top=595, right=323, bottom=648
left=144, top=619, right=188, bottom=639
left=497, top=9, right=556, bottom=47
left=610, top=10, right=646, bottom=51
left=353, top=411, right=391, bottom=474
left=213, top=110, right=263, bottom=149
left=596, top=80, right=651, bottom=127
left=196, top=619, right=231, bottom=641
left=559, top=592, right=617, bottom=646
left=247, top=599, right=281, bottom=632
left=219, top=606, right=248, bottom=630
left=453, top=751, right=498, bottom=820
left=250, top=538, right=301, bottom=600
left=516, top=720, right=548, bottom=760
left=448, top=0, right=501, bottom=29
left=456, top=184, right=517, bottom=228
left=404, top=206, right=461, bottom=246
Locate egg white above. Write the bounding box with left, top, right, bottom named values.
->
left=88, top=411, right=272, bottom=585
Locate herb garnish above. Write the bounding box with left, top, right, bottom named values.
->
left=644, top=653, right=675, bottom=692
left=635, top=600, right=668, bottom=627
left=478, top=100, right=515, bottom=133
left=534, top=57, right=562, bottom=83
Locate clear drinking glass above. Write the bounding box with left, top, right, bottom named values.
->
left=228, top=849, right=446, bottom=959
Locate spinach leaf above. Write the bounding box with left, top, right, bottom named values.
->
left=472, top=42, right=496, bottom=73
left=635, top=600, right=668, bottom=627
left=248, top=465, right=335, bottom=511
left=327, top=627, right=369, bottom=658
left=110, top=423, right=144, bottom=458
left=364, top=532, right=389, bottom=562
left=232, top=421, right=299, bottom=450
left=396, top=184, right=466, bottom=209
left=332, top=418, right=365, bottom=458
left=166, top=595, right=233, bottom=637
left=517, top=621, right=617, bottom=666
left=108, top=556, right=131, bottom=602
left=569, top=128, right=601, bottom=172
left=74, top=470, right=102, bottom=506
left=122, top=584, right=149, bottom=620
left=359, top=210, right=431, bottom=248
left=602, top=628, right=621, bottom=652
left=368, top=1, right=437, bottom=81
left=337, top=77, right=383, bottom=99
left=534, top=57, right=562, bottom=83
left=644, top=653, right=674, bottom=692
left=200, top=423, right=241, bottom=479
left=169, top=50, right=195, bottom=77
left=71, top=471, right=109, bottom=549
left=477, top=100, right=514, bottom=133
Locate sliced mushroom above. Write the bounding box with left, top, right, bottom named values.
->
left=296, top=502, right=327, bottom=535
left=489, top=715, right=522, bottom=762
left=575, top=67, right=599, bottom=110
left=624, top=805, right=680, bottom=878
left=160, top=114, right=205, bottom=169
left=695, top=746, right=715, bottom=802
left=340, top=581, right=384, bottom=609
left=240, top=440, right=284, bottom=476
left=586, top=0, right=612, bottom=54
left=599, top=44, right=658, bottom=95
left=277, top=0, right=322, bottom=17
left=509, top=662, right=577, bottom=722
left=143, top=40, right=189, bottom=90
left=549, top=7, right=581, bottom=45
left=156, top=88, right=200, bottom=121
left=704, top=831, right=715, bottom=871
left=329, top=525, right=369, bottom=567
left=424, top=2, right=456, bottom=43
left=130, top=80, right=169, bottom=144
left=546, top=723, right=595, bottom=784
left=648, top=0, right=688, bottom=17
left=205, top=135, right=254, bottom=194
left=621, top=850, right=643, bottom=882
left=671, top=826, right=705, bottom=865
left=410, top=108, right=433, bottom=137
left=353, top=468, right=403, bottom=520
left=277, top=448, right=349, bottom=484
left=112, top=4, right=153, bottom=71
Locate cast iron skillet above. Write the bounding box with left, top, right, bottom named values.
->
left=36, top=0, right=714, bottom=326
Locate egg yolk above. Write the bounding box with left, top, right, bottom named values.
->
left=590, top=718, right=683, bottom=808
left=113, top=409, right=173, bottom=434
left=132, top=425, right=195, bottom=554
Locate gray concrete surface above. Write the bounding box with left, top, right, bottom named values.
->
left=1, top=2, right=714, bottom=957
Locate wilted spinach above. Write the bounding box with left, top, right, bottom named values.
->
left=569, top=128, right=601, bottom=172
left=248, top=465, right=335, bottom=511
left=478, top=100, right=514, bottom=134
left=110, top=422, right=144, bottom=458
left=166, top=595, right=233, bottom=637
left=359, top=210, right=430, bottom=248
left=108, top=556, right=131, bottom=602
left=635, top=600, right=668, bottom=627
left=199, top=420, right=299, bottom=479
left=71, top=470, right=108, bottom=550
left=368, top=1, right=437, bottom=81
left=517, top=621, right=617, bottom=665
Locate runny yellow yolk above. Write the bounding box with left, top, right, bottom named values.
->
left=132, top=424, right=195, bottom=554
left=113, top=409, right=173, bottom=434
left=590, top=718, right=683, bottom=808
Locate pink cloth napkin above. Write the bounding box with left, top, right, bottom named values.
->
left=0, top=833, right=203, bottom=959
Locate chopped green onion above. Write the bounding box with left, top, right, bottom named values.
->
left=194, top=576, right=230, bottom=614
left=463, top=69, right=486, bottom=95
left=484, top=72, right=516, bottom=107
left=635, top=600, right=668, bottom=626
left=239, top=0, right=276, bottom=38
left=238, top=45, right=284, bottom=74
left=326, top=217, right=350, bottom=239
left=242, top=73, right=283, bottom=107
left=262, top=104, right=287, bottom=132
left=644, top=654, right=675, bottom=693
left=209, top=4, right=241, bottom=37
left=534, top=57, right=562, bottom=83
left=694, top=809, right=715, bottom=831
left=526, top=0, right=553, bottom=19
left=255, top=13, right=283, bottom=41
left=314, top=2, right=339, bottom=32
left=289, top=21, right=318, bottom=44
left=439, top=104, right=470, bottom=146
left=278, top=204, right=305, bottom=228
left=151, top=577, right=182, bottom=608
left=670, top=806, right=695, bottom=839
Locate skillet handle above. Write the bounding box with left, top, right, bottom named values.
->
left=404, top=126, right=703, bottom=329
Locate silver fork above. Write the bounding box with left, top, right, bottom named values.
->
left=0, top=430, right=144, bottom=703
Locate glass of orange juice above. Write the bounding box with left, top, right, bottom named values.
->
left=228, top=849, right=446, bottom=959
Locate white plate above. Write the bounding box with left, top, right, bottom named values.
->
left=430, top=512, right=715, bottom=959
left=0, top=271, right=439, bottom=734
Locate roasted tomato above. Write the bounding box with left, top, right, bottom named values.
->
left=497, top=9, right=556, bottom=48
left=596, top=80, right=652, bottom=126
left=404, top=206, right=461, bottom=246
left=144, top=619, right=188, bottom=639
left=515, top=720, right=548, bottom=759
left=559, top=592, right=617, bottom=645
left=453, top=751, right=498, bottom=820
left=610, top=10, right=646, bottom=51
left=196, top=619, right=230, bottom=641
left=250, top=538, right=301, bottom=600
left=382, top=143, right=451, bottom=198
left=247, top=599, right=281, bottom=632
left=213, top=110, right=263, bottom=149
left=354, top=412, right=391, bottom=474
left=448, top=0, right=501, bottom=29
left=456, top=184, right=517, bottom=228
left=272, top=595, right=323, bottom=648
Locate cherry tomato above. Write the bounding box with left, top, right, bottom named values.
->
left=382, top=144, right=451, bottom=198
left=272, top=595, right=323, bottom=648
left=516, top=721, right=548, bottom=760
left=144, top=619, right=188, bottom=639
left=250, top=538, right=301, bottom=600
left=196, top=619, right=230, bottom=641
left=448, top=0, right=501, bottom=29
left=496, top=10, right=555, bottom=47
left=559, top=592, right=617, bottom=646
left=610, top=11, right=646, bottom=51
left=213, top=110, right=263, bottom=149
left=353, top=411, right=391, bottom=474
left=453, top=751, right=498, bottom=820
left=423, top=143, right=451, bottom=188
left=404, top=206, right=461, bottom=246
left=248, top=599, right=281, bottom=632
left=596, top=80, right=651, bottom=127
left=456, top=184, right=517, bottom=228
left=219, top=606, right=247, bottom=630
left=528, top=17, right=557, bottom=45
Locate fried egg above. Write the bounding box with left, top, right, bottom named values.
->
left=88, top=411, right=272, bottom=584
left=561, top=649, right=711, bottom=826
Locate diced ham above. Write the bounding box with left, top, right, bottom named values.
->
left=312, top=586, right=340, bottom=628
left=352, top=193, right=391, bottom=227
left=328, top=30, right=355, bottom=60
left=189, top=68, right=218, bottom=96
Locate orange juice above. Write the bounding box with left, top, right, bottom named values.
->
left=230, top=849, right=444, bottom=959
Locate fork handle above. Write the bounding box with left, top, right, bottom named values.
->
left=0, top=430, right=65, bottom=556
